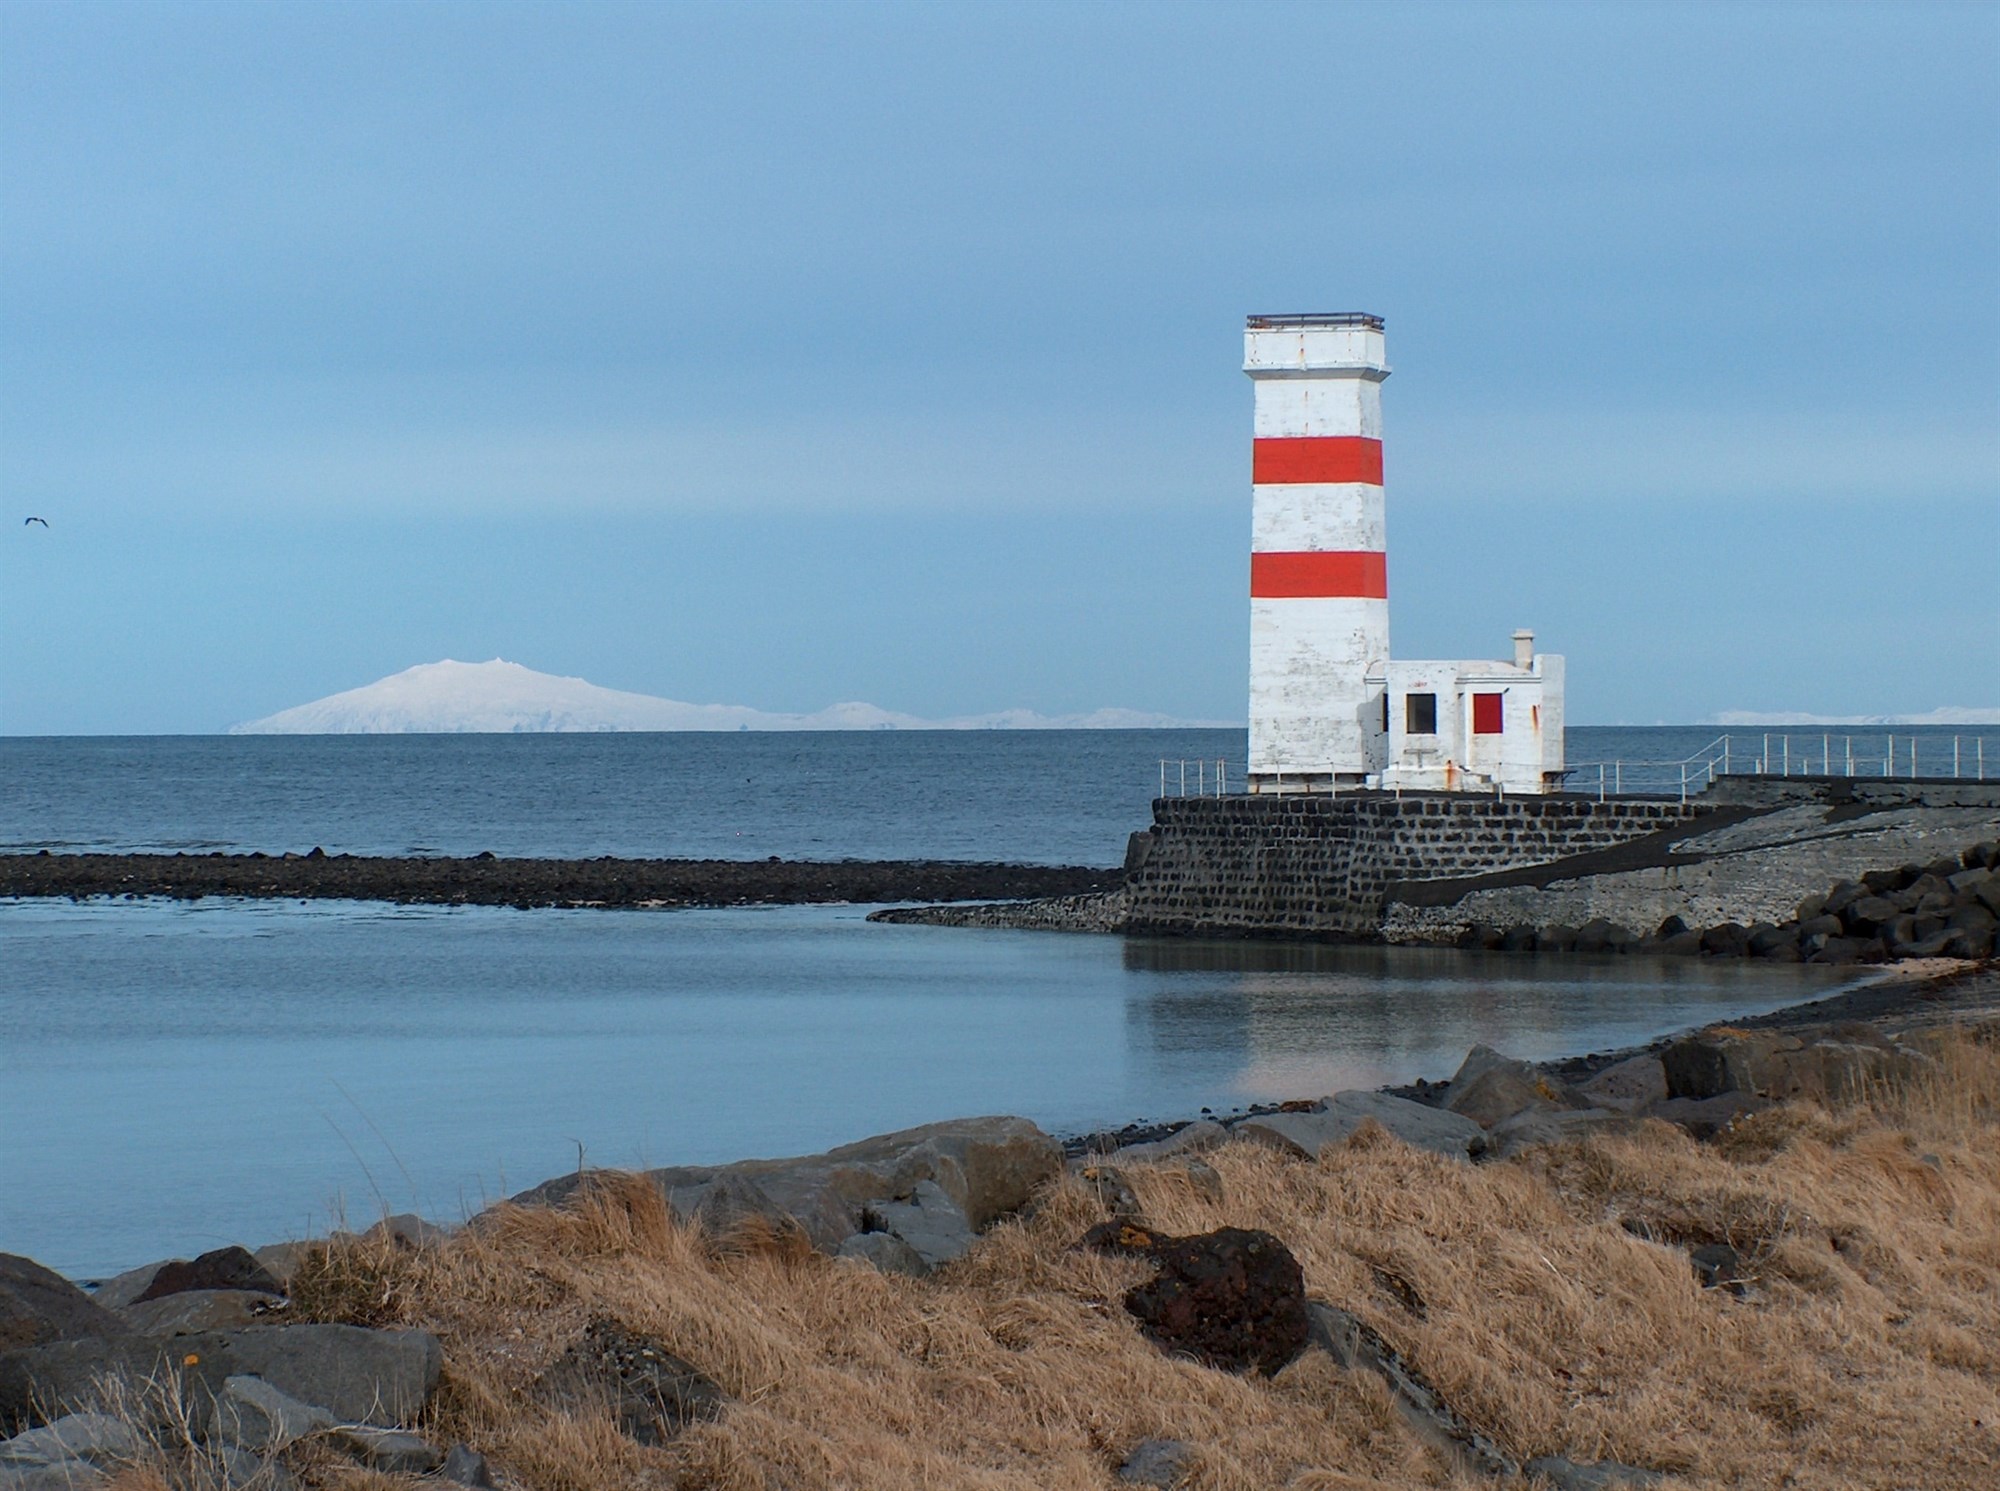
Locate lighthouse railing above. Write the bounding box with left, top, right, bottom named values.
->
left=1563, top=732, right=1997, bottom=801
left=1158, top=734, right=1996, bottom=800
left=1158, top=760, right=1236, bottom=798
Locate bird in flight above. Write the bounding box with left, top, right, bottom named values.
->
left=24, top=516, right=48, bottom=527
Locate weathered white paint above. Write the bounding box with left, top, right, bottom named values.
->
left=1249, top=597, right=1389, bottom=782
left=1249, top=484, right=1387, bottom=553
left=1241, top=313, right=1566, bottom=794
left=1246, top=317, right=1390, bottom=787
left=1377, top=649, right=1566, bottom=794
left=1249, top=377, right=1384, bottom=439
left=1243, top=325, right=1390, bottom=377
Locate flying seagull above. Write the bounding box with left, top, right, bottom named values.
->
left=24, top=516, right=48, bottom=527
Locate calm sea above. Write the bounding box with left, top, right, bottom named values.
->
left=4, top=725, right=1990, bottom=865
left=5, top=725, right=1981, bottom=1276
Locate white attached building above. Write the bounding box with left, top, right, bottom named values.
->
left=1243, top=313, right=1567, bottom=794
left=1375, top=633, right=1565, bottom=794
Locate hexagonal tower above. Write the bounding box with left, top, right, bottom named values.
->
left=1244, top=312, right=1390, bottom=791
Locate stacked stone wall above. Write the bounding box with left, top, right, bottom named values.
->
left=1124, top=795, right=1692, bottom=938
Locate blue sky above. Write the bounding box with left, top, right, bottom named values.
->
left=2, top=0, right=1994, bottom=733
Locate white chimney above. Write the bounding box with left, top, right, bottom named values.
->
left=1512, top=628, right=1535, bottom=669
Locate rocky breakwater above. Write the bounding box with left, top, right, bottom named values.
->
left=1385, top=782, right=2000, bottom=963
left=1426, top=837, right=2000, bottom=966
left=0, top=852, right=1117, bottom=911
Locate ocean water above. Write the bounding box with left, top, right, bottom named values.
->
left=2, top=725, right=1991, bottom=866
left=3, top=724, right=1967, bottom=1276
left=2, top=896, right=1850, bottom=1278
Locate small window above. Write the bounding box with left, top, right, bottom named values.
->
left=1405, top=693, right=1437, bottom=735
left=1380, top=693, right=1390, bottom=733
left=1473, top=692, right=1504, bottom=735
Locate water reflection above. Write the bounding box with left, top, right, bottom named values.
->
left=1120, top=936, right=1845, bottom=1101
left=4, top=899, right=1851, bottom=1275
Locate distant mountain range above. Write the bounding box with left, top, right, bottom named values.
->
left=231, top=660, right=1236, bottom=734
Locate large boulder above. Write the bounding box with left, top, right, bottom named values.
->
left=1232, top=1112, right=1355, bottom=1160
left=1443, top=1046, right=1579, bottom=1129
left=96, top=1247, right=281, bottom=1312
left=1838, top=895, right=1901, bottom=937
left=1083, top=1223, right=1308, bottom=1377
left=328, top=1425, right=446, bottom=1474
left=1645, top=1091, right=1769, bottom=1140
left=508, top=1116, right=1062, bottom=1255
left=118, top=1290, right=286, bottom=1336
left=816, top=1116, right=1062, bottom=1229
left=1698, top=922, right=1750, bottom=956
left=1660, top=1028, right=1802, bottom=1101
left=1575, top=1053, right=1667, bottom=1115
left=1663, top=1025, right=1933, bottom=1105
left=0, top=1323, right=440, bottom=1433
left=0, top=1466, right=110, bottom=1490
left=1326, top=1091, right=1488, bottom=1160
left=212, top=1374, right=333, bottom=1452
left=863, top=1180, right=977, bottom=1271
left=834, top=1232, right=931, bottom=1279
left=1234, top=1093, right=1484, bottom=1163
left=0, top=1257, right=124, bottom=1352
left=1484, top=1108, right=1649, bottom=1161
left=222, top=1323, right=440, bottom=1427
left=0, top=1411, right=142, bottom=1467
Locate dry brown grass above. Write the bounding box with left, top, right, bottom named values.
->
left=148, top=1027, right=2000, bottom=1488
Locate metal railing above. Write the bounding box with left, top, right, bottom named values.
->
left=1244, top=311, right=1384, bottom=331
left=1568, top=732, right=1994, bottom=802
left=1159, top=759, right=1231, bottom=797
left=1158, top=733, right=1997, bottom=802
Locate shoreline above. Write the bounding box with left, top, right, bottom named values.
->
left=0, top=851, right=1118, bottom=909
left=42, top=952, right=1998, bottom=1281
left=1062, top=956, right=2000, bottom=1155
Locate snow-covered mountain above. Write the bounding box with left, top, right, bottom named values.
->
left=230, top=660, right=1232, bottom=734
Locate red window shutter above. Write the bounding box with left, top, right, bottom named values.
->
left=1473, top=692, right=1504, bottom=735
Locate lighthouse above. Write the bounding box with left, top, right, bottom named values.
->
left=1245, top=313, right=1391, bottom=790
left=1244, top=312, right=1567, bottom=795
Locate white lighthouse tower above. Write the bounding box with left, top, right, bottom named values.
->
left=1245, top=312, right=1391, bottom=790
left=1244, top=311, right=1568, bottom=795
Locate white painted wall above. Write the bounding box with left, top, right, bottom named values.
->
left=1246, top=320, right=1391, bottom=787
left=1249, top=484, right=1386, bottom=556
left=1249, top=377, right=1384, bottom=439
left=1249, top=596, right=1390, bottom=779
left=1378, top=652, right=1567, bottom=794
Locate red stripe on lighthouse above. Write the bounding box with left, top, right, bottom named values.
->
left=1252, top=436, right=1383, bottom=485
left=1250, top=551, right=1388, bottom=599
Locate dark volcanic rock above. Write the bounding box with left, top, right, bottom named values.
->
left=132, top=1246, right=282, bottom=1304
left=0, top=1255, right=123, bottom=1352
left=1084, top=1223, right=1309, bottom=1376
left=0, top=853, right=1119, bottom=911
left=0, top=1323, right=440, bottom=1433
left=1689, top=1243, right=1745, bottom=1294
left=540, top=1318, right=727, bottom=1445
